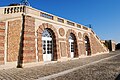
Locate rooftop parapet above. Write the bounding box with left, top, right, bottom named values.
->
left=0, top=5, right=91, bottom=31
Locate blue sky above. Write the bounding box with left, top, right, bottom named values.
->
left=0, top=0, right=120, bottom=43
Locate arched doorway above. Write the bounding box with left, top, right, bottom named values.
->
left=42, top=29, right=53, bottom=61
left=37, top=23, right=59, bottom=61
left=69, top=33, right=74, bottom=58
left=68, top=33, right=78, bottom=58
left=85, top=36, right=91, bottom=56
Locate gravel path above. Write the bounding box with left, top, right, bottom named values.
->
left=0, top=51, right=119, bottom=80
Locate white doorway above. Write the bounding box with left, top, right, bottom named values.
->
left=69, top=34, right=75, bottom=58
left=85, top=36, right=91, bottom=56
left=85, top=40, right=88, bottom=56
left=42, top=30, right=53, bottom=61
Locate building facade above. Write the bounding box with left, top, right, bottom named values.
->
left=0, top=5, right=108, bottom=67
left=101, top=40, right=116, bottom=51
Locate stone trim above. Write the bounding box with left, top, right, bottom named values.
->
left=58, top=38, right=66, bottom=41
left=59, top=28, right=65, bottom=37
left=78, top=32, right=82, bottom=39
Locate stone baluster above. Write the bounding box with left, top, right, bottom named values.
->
left=7, top=8, right=10, bottom=14
left=10, top=8, right=13, bottom=13
left=20, top=7, right=23, bottom=12
left=17, top=7, right=20, bottom=13
left=4, top=8, right=7, bottom=14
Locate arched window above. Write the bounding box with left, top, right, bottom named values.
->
left=42, top=29, right=52, bottom=38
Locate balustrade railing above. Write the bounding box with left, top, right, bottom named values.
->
left=77, top=24, right=81, bottom=28
left=57, top=18, right=64, bottom=23
left=40, top=12, right=53, bottom=20
left=2, top=6, right=92, bottom=31
left=67, top=21, right=75, bottom=26
left=91, top=29, right=95, bottom=34
left=4, top=6, right=24, bottom=14
left=83, top=26, right=88, bottom=30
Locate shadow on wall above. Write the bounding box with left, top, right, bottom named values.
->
left=115, top=74, right=120, bottom=80
left=17, top=14, right=25, bottom=68
left=116, top=43, right=120, bottom=50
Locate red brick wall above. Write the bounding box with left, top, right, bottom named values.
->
left=7, top=16, right=36, bottom=66
left=78, top=42, right=86, bottom=56
left=22, top=15, right=36, bottom=63
left=0, top=22, right=5, bottom=64
left=8, top=20, right=22, bottom=62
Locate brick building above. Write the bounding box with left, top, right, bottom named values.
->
left=0, top=5, right=109, bottom=67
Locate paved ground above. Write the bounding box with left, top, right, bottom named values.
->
left=51, top=51, right=120, bottom=80
left=0, top=51, right=120, bottom=80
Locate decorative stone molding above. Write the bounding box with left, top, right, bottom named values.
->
left=59, top=28, right=65, bottom=37
left=83, top=33, right=89, bottom=38
left=78, top=32, right=82, bottom=39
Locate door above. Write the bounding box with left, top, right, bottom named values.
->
left=69, top=39, right=74, bottom=58
left=85, top=36, right=91, bottom=56
left=85, top=40, right=88, bottom=55
left=42, top=37, right=53, bottom=61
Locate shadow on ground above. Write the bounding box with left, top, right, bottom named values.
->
left=115, top=74, right=120, bottom=80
